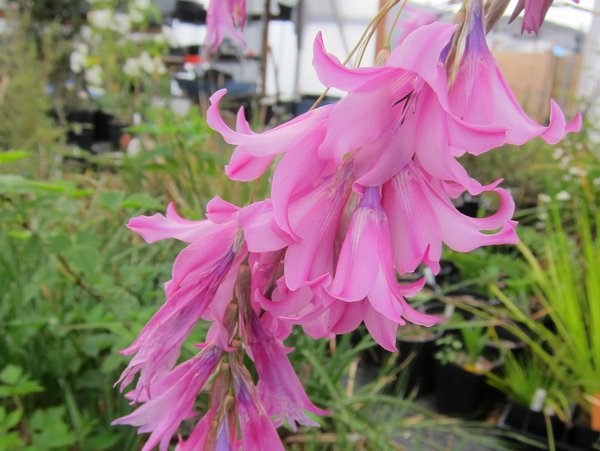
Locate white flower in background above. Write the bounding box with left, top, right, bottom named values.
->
left=70, top=43, right=89, bottom=73
left=88, top=9, right=113, bottom=29
left=537, top=193, right=551, bottom=204
left=552, top=148, right=564, bottom=160
left=129, top=8, right=145, bottom=23
left=85, top=65, right=103, bottom=87
left=568, top=166, right=587, bottom=177
left=138, top=51, right=155, bottom=73
left=81, top=25, right=93, bottom=41
left=134, top=0, right=151, bottom=10
left=562, top=174, right=573, bottom=182
left=556, top=191, right=571, bottom=201
left=123, top=57, right=141, bottom=78
left=559, top=156, right=571, bottom=170
left=153, top=56, right=166, bottom=75
left=113, top=13, right=132, bottom=34
left=593, top=178, right=600, bottom=186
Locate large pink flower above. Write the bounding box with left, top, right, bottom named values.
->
left=451, top=1, right=581, bottom=145
left=205, top=0, right=247, bottom=52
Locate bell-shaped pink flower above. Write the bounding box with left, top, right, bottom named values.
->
left=383, top=162, right=518, bottom=275
left=450, top=1, right=581, bottom=145
left=328, top=187, right=438, bottom=328
left=509, top=0, right=580, bottom=34
left=230, top=359, right=285, bottom=451
left=205, top=0, right=247, bottom=52
left=113, top=347, right=221, bottom=451
left=117, top=199, right=244, bottom=397
left=243, top=313, right=327, bottom=430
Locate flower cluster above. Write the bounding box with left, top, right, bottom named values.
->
left=205, top=0, right=247, bottom=53
left=114, top=2, right=580, bottom=450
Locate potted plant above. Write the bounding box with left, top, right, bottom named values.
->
left=490, top=353, right=571, bottom=447
left=492, top=198, right=600, bottom=445
left=433, top=326, right=501, bottom=417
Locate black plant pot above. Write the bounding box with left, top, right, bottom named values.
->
left=109, top=120, right=130, bottom=150
left=397, top=327, right=443, bottom=397
left=434, top=361, right=500, bottom=418
left=567, top=425, right=600, bottom=450
left=93, top=110, right=113, bottom=142
left=432, top=260, right=461, bottom=287
left=174, top=0, right=206, bottom=23
left=67, top=125, right=95, bottom=151
left=500, top=402, right=568, bottom=449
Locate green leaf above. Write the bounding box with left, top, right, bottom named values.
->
left=7, top=230, right=33, bottom=240
left=120, top=193, right=163, bottom=210
left=63, top=245, right=99, bottom=275
left=0, top=150, right=29, bottom=164
left=0, top=365, right=22, bottom=385
left=28, top=407, right=76, bottom=449
left=98, top=190, right=125, bottom=212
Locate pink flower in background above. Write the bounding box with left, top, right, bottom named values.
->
left=509, top=0, right=580, bottom=34
left=205, top=0, right=247, bottom=52
left=452, top=1, right=581, bottom=144
left=395, top=5, right=439, bottom=45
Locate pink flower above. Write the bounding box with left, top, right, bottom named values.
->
left=395, top=5, right=439, bottom=45
left=243, top=313, right=327, bottom=430
left=451, top=1, right=581, bottom=145
left=509, top=0, right=580, bottom=34
left=117, top=199, right=245, bottom=398
left=205, top=0, right=247, bottom=52
left=231, top=358, right=285, bottom=451
left=328, top=187, right=439, bottom=327
left=382, top=162, right=518, bottom=275
left=112, top=347, right=221, bottom=451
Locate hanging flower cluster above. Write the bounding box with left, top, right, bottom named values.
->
left=205, top=0, right=247, bottom=52
left=114, top=1, right=581, bottom=449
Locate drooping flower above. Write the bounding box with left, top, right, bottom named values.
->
left=116, top=198, right=245, bottom=398
left=509, top=0, right=580, bottom=34
left=451, top=0, right=581, bottom=145
left=112, top=347, right=222, bottom=451
left=230, top=357, right=286, bottom=451
left=205, top=0, right=247, bottom=52
left=242, top=312, right=328, bottom=430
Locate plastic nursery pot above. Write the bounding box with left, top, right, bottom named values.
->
left=109, top=120, right=130, bottom=151
left=430, top=259, right=460, bottom=286
left=93, top=110, right=113, bottom=142
left=174, top=0, right=206, bottom=23
left=396, top=325, right=444, bottom=397
left=67, top=125, right=95, bottom=151
left=567, top=425, right=600, bottom=450
left=434, top=355, right=502, bottom=418
left=499, top=402, right=569, bottom=449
